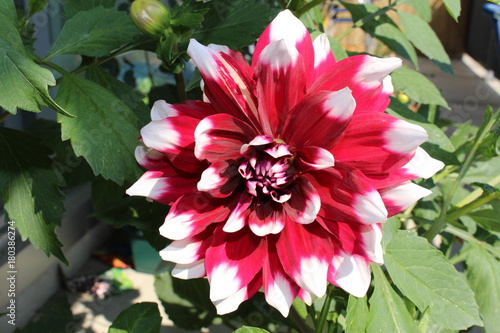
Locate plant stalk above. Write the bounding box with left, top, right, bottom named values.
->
left=315, top=285, right=334, bottom=333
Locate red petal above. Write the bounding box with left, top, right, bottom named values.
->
left=307, top=163, right=388, bottom=225
left=276, top=221, right=332, bottom=297
left=160, top=193, right=230, bottom=240
left=195, top=113, right=257, bottom=163
left=281, top=89, right=355, bottom=150
left=253, top=10, right=314, bottom=75
left=248, top=200, right=286, bottom=236
left=205, top=227, right=266, bottom=302
left=310, top=34, right=336, bottom=85
left=140, top=115, right=202, bottom=173
left=296, top=146, right=335, bottom=173
left=254, top=39, right=307, bottom=136
left=188, top=39, right=260, bottom=128
left=263, top=245, right=300, bottom=317
left=151, top=100, right=216, bottom=121
left=197, top=161, right=241, bottom=198
left=284, top=178, right=321, bottom=224
left=332, top=113, right=427, bottom=174
left=309, top=55, right=401, bottom=113
left=126, top=170, right=198, bottom=205
left=213, top=271, right=262, bottom=314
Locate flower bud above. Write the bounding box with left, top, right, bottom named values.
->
left=131, top=0, right=171, bottom=37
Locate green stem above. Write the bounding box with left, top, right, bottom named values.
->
left=424, top=111, right=499, bottom=241
left=445, top=225, right=500, bottom=259
left=455, top=174, right=500, bottom=207
left=295, top=0, right=327, bottom=17
left=277, top=0, right=288, bottom=9
left=0, top=111, right=11, bottom=123
left=334, top=1, right=398, bottom=42
left=427, top=104, right=438, bottom=124
left=432, top=165, right=459, bottom=184
left=446, top=192, right=500, bottom=223
left=289, top=305, right=314, bottom=333
left=315, top=285, right=334, bottom=333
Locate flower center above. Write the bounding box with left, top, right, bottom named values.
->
left=238, top=136, right=296, bottom=203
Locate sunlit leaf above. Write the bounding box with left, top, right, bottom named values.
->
left=391, top=66, right=449, bottom=108
left=0, top=14, right=72, bottom=116
left=56, top=73, right=142, bottom=185
left=443, top=0, right=461, bottom=22
left=466, top=244, right=500, bottom=332
left=397, top=11, right=453, bottom=74
left=367, top=265, right=419, bottom=333
left=47, top=6, right=139, bottom=59
left=345, top=295, right=369, bottom=333
left=384, top=231, right=482, bottom=330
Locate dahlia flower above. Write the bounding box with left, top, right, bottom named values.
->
left=127, top=10, right=444, bottom=316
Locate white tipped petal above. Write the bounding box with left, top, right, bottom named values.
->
left=295, top=257, right=328, bottom=298
left=404, top=147, right=445, bottom=179
left=354, top=190, right=388, bottom=224
left=360, top=224, right=384, bottom=264
left=209, top=263, right=241, bottom=301
left=160, top=238, right=202, bottom=264
left=159, top=213, right=195, bottom=241
left=331, top=252, right=371, bottom=297
left=381, top=182, right=433, bottom=212
left=172, top=260, right=206, bottom=279
left=141, top=120, right=181, bottom=152
left=151, top=100, right=177, bottom=120
left=356, top=57, right=402, bottom=89
left=213, top=286, right=248, bottom=315
left=265, top=274, right=296, bottom=317
left=323, top=87, right=356, bottom=121
left=259, top=39, right=299, bottom=69
left=126, top=174, right=166, bottom=199
left=385, top=120, right=428, bottom=154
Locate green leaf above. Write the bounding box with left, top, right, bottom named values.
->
left=0, top=0, right=16, bottom=25
left=0, top=17, right=72, bottom=116
left=85, top=65, right=150, bottom=128
left=405, top=0, right=432, bottom=22
left=46, top=6, right=139, bottom=59
left=233, top=327, right=270, bottom=333
left=56, top=72, right=142, bottom=185
left=387, top=98, right=459, bottom=165
left=391, top=66, right=449, bottom=108
left=466, top=244, right=500, bottom=332
left=108, top=302, right=162, bottom=333
left=384, top=231, right=482, bottom=330
left=0, top=127, right=67, bottom=265
left=28, top=0, right=48, bottom=15
left=345, top=295, right=369, bottom=333
left=342, top=2, right=418, bottom=68
left=467, top=208, right=500, bottom=232
left=193, top=0, right=278, bottom=49
left=443, top=0, right=461, bottom=22
left=477, top=126, right=500, bottom=158
left=397, top=11, right=453, bottom=75
left=27, top=119, right=94, bottom=188
left=61, top=0, right=116, bottom=19
left=367, top=265, right=419, bottom=333
left=155, top=273, right=217, bottom=330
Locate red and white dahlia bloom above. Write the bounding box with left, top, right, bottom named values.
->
left=127, top=10, right=444, bottom=316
